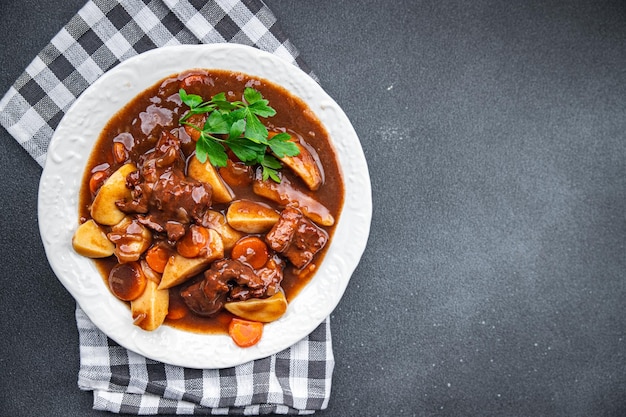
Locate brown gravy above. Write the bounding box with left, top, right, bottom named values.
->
left=79, top=69, right=344, bottom=334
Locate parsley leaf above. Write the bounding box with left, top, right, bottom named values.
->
left=229, top=118, right=246, bottom=140
left=197, top=133, right=228, bottom=166
left=248, top=100, right=276, bottom=118
left=260, top=154, right=283, bottom=182
left=228, top=136, right=266, bottom=162
left=204, top=111, right=229, bottom=134
left=268, top=132, right=299, bottom=157
left=179, top=86, right=299, bottom=182
left=245, top=112, right=269, bottom=143
left=180, top=89, right=203, bottom=109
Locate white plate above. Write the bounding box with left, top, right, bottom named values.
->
left=38, top=44, right=371, bottom=369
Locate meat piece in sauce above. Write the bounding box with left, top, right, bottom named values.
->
left=180, top=259, right=284, bottom=317
left=116, top=131, right=212, bottom=241
left=265, top=207, right=328, bottom=269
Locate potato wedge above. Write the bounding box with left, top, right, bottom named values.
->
left=72, top=219, right=114, bottom=258
left=187, top=155, right=234, bottom=203
left=276, top=141, right=322, bottom=191
left=158, top=229, right=224, bottom=289
left=90, top=163, right=137, bottom=226
left=131, top=278, right=169, bottom=331
left=204, top=210, right=243, bottom=251
left=252, top=176, right=334, bottom=226
left=226, top=200, right=280, bottom=233
left=224, top=291, right=287, bottom=323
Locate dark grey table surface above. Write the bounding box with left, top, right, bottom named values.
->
left=2, top=1, right=625, bottom=416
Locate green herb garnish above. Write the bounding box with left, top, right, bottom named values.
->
left=179, top=87, right=299, bottom=182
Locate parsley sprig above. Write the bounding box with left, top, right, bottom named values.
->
left=179, top=87, right=299, bottom=182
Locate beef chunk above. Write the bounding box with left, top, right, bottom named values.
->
left=116, top=130, right=212, bottom=241
left=265, top=207, right=328, bottom=269
left=180, top=277, right=228, bottom=317
left=148, top=168, right=212, bottom=227
left=180, top=259, right=283, bottom=317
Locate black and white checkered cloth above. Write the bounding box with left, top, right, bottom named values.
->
left=0, top=0, right=333, bottom=414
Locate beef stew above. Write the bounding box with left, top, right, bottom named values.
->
left=72, top=69, right=344, bottom=340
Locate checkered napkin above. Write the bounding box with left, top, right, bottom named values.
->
left=0, top=0, right=334, bottom=414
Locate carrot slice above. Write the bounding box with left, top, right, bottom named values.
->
left=228, top=318, right=263, bottom=348
left=176, top=225, right=210, bottom=258
left=145, top=245, right=170, bottom=273
left=231, top=236, right=269, bottom=269
left=108, top=262, right=147, bottom=301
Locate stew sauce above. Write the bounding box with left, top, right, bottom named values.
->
left=78, top=69, right=344, bottom=334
